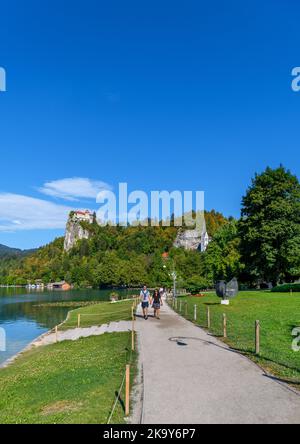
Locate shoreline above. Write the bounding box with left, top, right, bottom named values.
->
left=0, top=297, right=135, bottom=370
left=0, top=310, right=72, bottom=370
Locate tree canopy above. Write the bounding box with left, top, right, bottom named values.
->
left=1, top=166, right=300, bottom=290
left=239, top=166, right=300, bottom=285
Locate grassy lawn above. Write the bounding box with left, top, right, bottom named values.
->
left=60, top=299, right=134, bottom=330
left=171, top=291, right=300, bottom=386
left=0, top=332, right=136, bottom=424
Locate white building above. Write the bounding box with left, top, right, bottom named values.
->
left=73, top=210, right=94, bottom=223
left=173, top=218, right=211, bottom=252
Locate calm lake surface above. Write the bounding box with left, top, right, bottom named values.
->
left=0, top=288, right=135, bottom=365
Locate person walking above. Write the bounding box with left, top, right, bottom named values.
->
left=140, top=285, right=151, bottom=320
left=152, top=288, right=163, bottom=319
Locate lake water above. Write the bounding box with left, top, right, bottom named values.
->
left=0, top=287, right=136, bottom=365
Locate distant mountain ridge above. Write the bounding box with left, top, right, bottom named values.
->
left=0, top=244, right=36, bottom=257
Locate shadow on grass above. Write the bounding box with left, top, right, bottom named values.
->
left=256, top=354, right=300, bottom=379
left=263, top=374, right=300, bottom=386
left=115, top=390, right=125, bottom=413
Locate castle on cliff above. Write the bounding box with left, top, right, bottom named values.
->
left=64, top=210, right=211, bottom=252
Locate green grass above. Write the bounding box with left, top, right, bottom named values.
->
left=0, top=332, right=136, bottom=424
left=170, top=291, right=300, bottom=386
left=60, top=299, right=133, bottom=330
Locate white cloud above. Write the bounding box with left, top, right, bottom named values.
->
left=0, top=193, right=74, bottom=232
left=39, top=177, right=112, bottom=201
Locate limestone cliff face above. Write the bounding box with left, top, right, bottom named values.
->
left=173, top=228, right=203, bottom=251
left=64, top=211, right=93, bottom=252
left=173, top=219, right=210, bottom=252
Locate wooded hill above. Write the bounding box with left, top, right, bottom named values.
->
left=0, top=210, right=228, bottom=289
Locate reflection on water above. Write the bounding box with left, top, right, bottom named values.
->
left=0, top=287, right=135, bottom=365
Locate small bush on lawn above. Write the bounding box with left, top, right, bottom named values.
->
left=185, top=276, right=212, bottom=294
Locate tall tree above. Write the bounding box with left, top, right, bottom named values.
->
left=239, top=166, right=300, bottom=285
left=203, top=219, right=242, bottom=283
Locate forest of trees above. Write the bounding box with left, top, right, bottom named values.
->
left=0, top=210, right=228, bottom=290
left=1, top=166, right=300, bottom=290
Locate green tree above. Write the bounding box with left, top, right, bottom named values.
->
left=203, top=220, right=242, bottom=283
left=239, top=166, right=300, bottom=285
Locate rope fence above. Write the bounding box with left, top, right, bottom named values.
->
left=106, top=300, right=137, bottom=424
left=167, top=296, right=300, bottom=383
left=52, top=298, right=138, bottom=423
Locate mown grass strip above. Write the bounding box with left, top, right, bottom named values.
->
left=60, top=300, right=133, bottom=330
left=0, top=332, right=137, bottom=424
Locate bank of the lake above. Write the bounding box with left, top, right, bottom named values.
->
left=0, top=288, right=136, bottom=365
left=0, top=300, right=137, bottom=424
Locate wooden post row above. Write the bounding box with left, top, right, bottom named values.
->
left=207, top=307, right=210, bottom=329
left=255, top=320, right=260, bottom=355
left=223, top=313, right=227, bottom=338
left=125, top=365, right=130, bottom=416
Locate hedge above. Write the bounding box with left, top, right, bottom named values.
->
left=271, top=283, right=300, bottom=292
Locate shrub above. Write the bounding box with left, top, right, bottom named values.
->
left=271, top=283, right=300, bottom=292
left=185, top=276, right=212, bottom=294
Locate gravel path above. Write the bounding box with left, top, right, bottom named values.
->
left=33, top=321, right=132, bottom=347
left=0, top=320, right=132, bottom=369
left=133, top=299, right=300, bottom=424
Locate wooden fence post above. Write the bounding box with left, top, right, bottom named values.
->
left=185, top=301, right=188, bottom=316
left=179, top=300, right=182, bottom=312
left=207, top=306, right=211, bottom=329
left=55, top=325, right=58, bottom=343
left=77, top=314, right=81, bottom=328
left=194, top=304, right=197, bottom=321
left=125, top=365, right=130, bottom=416
left=255, top=320, right=260, bottom=355
left=223, top=313, right=227, bottom=338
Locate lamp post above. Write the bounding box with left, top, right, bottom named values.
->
left=171, top=271, right=177, bottom=299
left=162, top=257, right=177, bottom=299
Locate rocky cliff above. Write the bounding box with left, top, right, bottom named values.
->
left=64, top=212, right=92, bottom=252
left=173, top=218, right=210, bottom=252
left=173, top=228, right=203, bottom=251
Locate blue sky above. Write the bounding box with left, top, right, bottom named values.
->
left=0, top=0, right=300, bottom=249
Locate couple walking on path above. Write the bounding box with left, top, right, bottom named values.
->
left=140, top=285, right=164, bottom=320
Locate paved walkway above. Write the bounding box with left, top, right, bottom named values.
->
left=134, top=300, right=300, bottom=424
